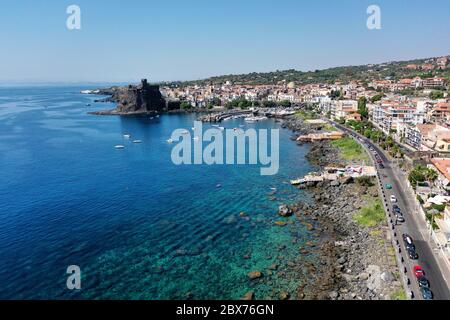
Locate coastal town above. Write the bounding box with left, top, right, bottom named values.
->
left=157, top=55, right=450, bottom=300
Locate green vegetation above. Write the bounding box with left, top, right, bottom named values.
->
left=430, top=90, right=445, bottom=100
left=353, top=198, right=385, bottom=228
left=279, top=100, right=292, bottom=108
left=370, top=93, right=385, bottom=103
left=408, top=165, right=438, bottom=187
left=357, top=96, right=368, bottom=119
left=262, top=100, right=277, bottom=108
left=322, top=124, right=338, bottom=132
left=417, top=194, right=424, bottom=204
left=170, top=56, right=448, bottom=88
left=180, top=101, right=192, bottom=109
left=330, top=89, right=343, bottom=99
left=391, top=289, right=407, bottom=300
left=330, top=137, right=370, bottom=161
left=295, top=110, right=317, bottom=120
left=344, top=120, right=404, bottom=159
left=355, top=176, right=375, bottom=187
left=426, top=213, right=440, bottom=230
left=431, top=204, right=446, bottom=212
left=225, top=98, right=252, bottom=109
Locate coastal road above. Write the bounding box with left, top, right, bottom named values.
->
left=332, top=121, right=450, bottom=300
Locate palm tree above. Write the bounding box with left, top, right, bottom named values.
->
left=425, top=168, right=438, bottom=192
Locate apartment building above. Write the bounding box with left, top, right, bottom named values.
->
left=429, top=102, right=450, bottom=121
left=373, top=103, right=425, bottom=134
left=331, top=100, right=358, bottom=120
left=423, top=77, right=446, bottom=88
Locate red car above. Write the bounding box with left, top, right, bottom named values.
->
left=413, top=265, right=425, bottom=277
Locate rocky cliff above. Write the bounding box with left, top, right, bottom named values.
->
left=90, top=79, right=166, bottom=115
left=114, top=79, right=166, bottom=113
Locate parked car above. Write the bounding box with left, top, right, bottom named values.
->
left=386, top=184, right=392, bottom=190
left=413, top=265, right=425, bottom=277
left=390, top=195, right=397, bottom=203
left=408, top=247, right=419, bottom=260
left=420, top=287, right=433, bottom=300
left=396, top=214, right=405, bottom=223
left=417, top=276, right=430, bottom=288
left=379, top=163, right=385, bottom=169
left=403, top=234, right=415, bottom=250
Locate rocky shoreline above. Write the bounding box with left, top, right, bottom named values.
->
left=282, top=116, right=403, bottom=300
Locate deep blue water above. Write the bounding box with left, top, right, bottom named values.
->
left=0, top=86, right=317, bottom=299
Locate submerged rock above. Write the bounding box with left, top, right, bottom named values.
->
left=248, top=271, right=263, bottom=280
left=279, top=291, right=290, bottom=300
left=241, top=291, right=254, bottom=300
left=278, top=205, right=293, bottom=217
left=268, top=263, right=279, bottom=271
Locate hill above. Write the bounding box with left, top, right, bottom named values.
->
left=167, top=55, right=450, bottom=87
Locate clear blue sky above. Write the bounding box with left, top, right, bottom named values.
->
left=1, top=0, right=450, bottom=83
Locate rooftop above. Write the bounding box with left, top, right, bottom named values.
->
left=431, top=158, right=450, bottom=181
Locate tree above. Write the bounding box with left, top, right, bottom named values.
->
left=408, top=165, right=429, bottom=186
left=330, top=90, right=343, bottom=100
left=180, top=101, right=192, bottom=110
left=425, top=168, right=438, bottom=189
left=279, top=100, right=292, bottom=108
left=358, top=96, right=368, bottom=119
left=262, top=100, right=276, bottom=108
left=364, top=129, right=372, bottom=138
left=370, top=93, right=384, bottom=103
left=386, top=135, right=395, bottom=150
left=238, top=100, right=250, bottom=109
left=390, top=144, right=401, bottom=158
left=430, top=90, right=444, bottom=100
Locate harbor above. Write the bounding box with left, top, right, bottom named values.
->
left=197, top=108, right=298, bottom=123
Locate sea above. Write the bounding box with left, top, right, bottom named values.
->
left=0, top=86, right=319, bottom=299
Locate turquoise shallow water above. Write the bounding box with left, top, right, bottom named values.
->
left=0, top=86, right=318, bottom=299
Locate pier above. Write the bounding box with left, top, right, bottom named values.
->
left=198, top=110, right=255, bottom=122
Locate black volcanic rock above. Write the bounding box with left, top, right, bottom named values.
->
left=113, top=79, right=166, bottom=113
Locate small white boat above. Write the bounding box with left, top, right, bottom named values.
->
left=212, top=124, right=219, bottom=128
left=132, top=140, right=142, bottom=144
left=123, top=134, right=131, bottom=139
left=149, top=117, right=154, bottom=120
left=193, top=136, right=200, bottom=141
left=218, top=127, right=225, bottom=131
left=167, top=139, right=174, bottom=144
left=115, top=145, right=125, bottom=149
left=156, top=115, right=160, bottom=118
